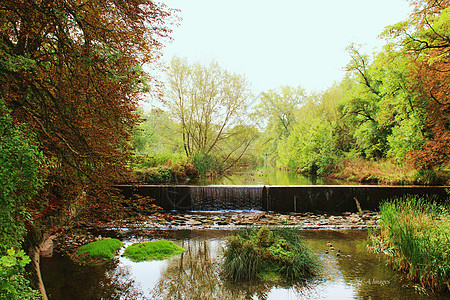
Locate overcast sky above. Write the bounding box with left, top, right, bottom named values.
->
left=159, top=0, right=412, bottom=95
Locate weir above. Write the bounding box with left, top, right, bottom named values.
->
left=115, top=185, right=449, bottom=213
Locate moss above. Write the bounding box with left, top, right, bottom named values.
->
left=124, top=240, right=184, bottom=262
left=74, top=238, right=123, bottom=265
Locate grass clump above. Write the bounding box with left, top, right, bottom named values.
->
left=124, top=240, right=184, bottom=262
left=74, top=238, right=123, bottom=265
left=222, top=226, right=320, bottom=282
left=369, top=196, right=450, bottom=293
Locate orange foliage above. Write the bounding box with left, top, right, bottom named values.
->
left=0, top=1, right=176, bottom=221
left=406, top=0, right=450, bottom=169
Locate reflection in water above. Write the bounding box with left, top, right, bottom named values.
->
left=41, top=230, right=450, bottom=300
left=149, top=238, right=320, bottom=300
left=41, top=257, right=146, bottom=299
left=196, top=168, right=340, bottom=185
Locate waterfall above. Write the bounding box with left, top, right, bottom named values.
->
left=189, top=186, right=263, bottom=211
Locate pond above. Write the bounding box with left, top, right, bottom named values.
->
left=41, top=229, right=449, bottom=300
left=195, top=168, right=344, bottom=185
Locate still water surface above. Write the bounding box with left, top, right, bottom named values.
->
left=41, top=230, right=449, bottom=299
left=196, top=169, right=342, bottom=185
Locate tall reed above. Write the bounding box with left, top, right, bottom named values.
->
left=371, top=195, right=450, bottom=292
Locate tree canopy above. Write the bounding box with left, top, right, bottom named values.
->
left=0, top=0, right=175, bottom=221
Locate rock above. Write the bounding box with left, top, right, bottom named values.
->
left=186, top=220, right=203, bottom=226
left=40, top=235, right=56, bottom=258
left=216, top=221, right=229, bottom=226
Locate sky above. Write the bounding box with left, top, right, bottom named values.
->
left=158, top=0, right=412, bottom=95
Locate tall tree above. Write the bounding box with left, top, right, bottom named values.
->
left=0, top=0, right=175, bottom=222
left=383, top=0, right=450, bottom=168
left=165, top=57, right=253, bottom=170
left=253, top=85, right=305, bottom=165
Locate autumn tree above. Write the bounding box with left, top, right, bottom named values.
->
left=165, top=57, right=254, bottom=171
left=0, top=0, right=175, bottom=223
left=399, top=0, right=450, bottom=168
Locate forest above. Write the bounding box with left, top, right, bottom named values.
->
left=0, top=0, right=449, bottom=298
left=133, top=1, right=450, bottom=185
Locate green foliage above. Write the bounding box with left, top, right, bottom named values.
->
left=124, top=240, right=184, bottom=262
left=0, top=100, right=43, bottom=254
left=414, top=169, right=439, bottom=185
left=134, top=166, right=174, bottom=184
left=136, top=153, right=186, bottom=168
left=370, top=196, right=450, bottom=292
left=192, top=152, right=221, bottom=177
left=387, top=117, right=424, bottom=163
left=132, top=109, right=183, bottom=156
left=252, top=85, right=305, bottom=166
left=165, top=57, right=254, bottom=170
left=222, top=226, right=320, bottom=282
left=133, top=158, right=199, bottom=184
left=74, top=238, right=123, bottom=265
left=0, top=249, right=40, bottom=300
left=279, top=119, right=339, bottom=174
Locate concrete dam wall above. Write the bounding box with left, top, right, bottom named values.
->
left=115, top=185, right=449, bottom=213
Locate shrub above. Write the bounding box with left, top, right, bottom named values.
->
left=192, top=152, right=221, bottom=177
left=133, top=162, right=198, bottom=184
left=73, top=238, right=123, bottom=265
left=222, top=226, right=320, bottom=282
left=414, top=169, right=439, bottom=185
left=0, top=100, right=44, bottom=253
left=124, top=240, right=184, bottom=262
left=137, top=153, right=186, bottom=168
left=0, top=249, right=40, bottom=300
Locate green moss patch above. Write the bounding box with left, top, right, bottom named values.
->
left=124, top=240, right=184, bottom=262
left=73, top=238, right=123, bottom=265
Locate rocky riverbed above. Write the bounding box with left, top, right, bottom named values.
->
left=52, top=210, right=379, bottom=256
left=99, top=210, right=380, bottom=232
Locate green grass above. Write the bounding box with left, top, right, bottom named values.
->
left=369, top=196, right=450, bottom=293
left=124, top=240, right=185, bottom=262
left=221, top=226, right=320, bottom=282
left=74, top=238, right=123, bottom=265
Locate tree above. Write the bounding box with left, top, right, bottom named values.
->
left=0, top=1, right=175, bottom=220
left=132, top=108, right=182, bottom=155
left=253, top=85, right=305, bottom=165
left=382, top=0, right=450, bottom=168
left=165, top=57, right=253, bottom=170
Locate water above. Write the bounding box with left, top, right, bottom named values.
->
left=41, top=230, right=449, bottom=299
left=195, top=168, right=341, bottom=185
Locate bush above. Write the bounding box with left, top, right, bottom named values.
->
left=136, top=153, right=186, bottom=168
left=414, top=169, right=439, bottom=185
left=369, top=196, right=450, bottom=293
left=133, top=166, right=174, bottom=184
left=133, top=161, right=198, bottom=184
left=222, top=226, right=320, bottom=282
left=192, top=152, right=221, bottom=177
left=0, top=249, right=40, bottom=300
left=0, top=100, right=44, bottom=253
left=73, top=238, right=123, bottom=265
left=124, top=240, right=184, bottom=262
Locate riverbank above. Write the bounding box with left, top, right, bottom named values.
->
left=329, top=159, right=450, bottom=185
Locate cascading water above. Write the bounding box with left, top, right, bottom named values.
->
left=189, top=186, right=263, bottom=211
left=115, top=184, right=448, bottom=213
